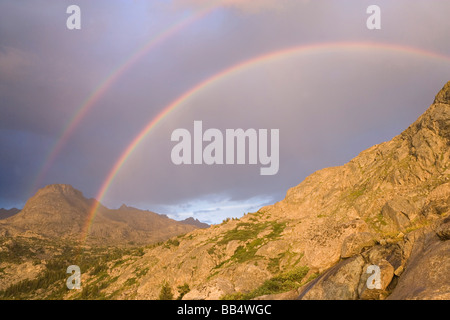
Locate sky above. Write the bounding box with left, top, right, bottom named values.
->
left=1, top=0, right=450, bottom=224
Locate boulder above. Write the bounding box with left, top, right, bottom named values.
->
left=358, top=259, right=394, bottom=300
left=436, top=216, right=450, bottom=241
left=340, top=232, right=377, bottom=258
left=381, top=198, right=415, bottom=230
left=182, top=278, right=235, bottom=300
left=298, top=255, right=365, bottom=300
left=388, top=229, right=450, bottom=299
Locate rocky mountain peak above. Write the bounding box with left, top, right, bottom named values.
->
left=434, top=80, right=450, bottom=104
left=34, top=184, right=84, bottom=199
left=180, top=217, right=210, bottom=229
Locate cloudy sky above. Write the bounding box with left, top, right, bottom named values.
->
left=1, top=0, right=450, bottom=224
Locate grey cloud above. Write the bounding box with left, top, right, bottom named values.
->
left=1, top=1, right=449, bottom=224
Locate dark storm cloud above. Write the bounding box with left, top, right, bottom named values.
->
left=1, top=0, right=449, bottom=223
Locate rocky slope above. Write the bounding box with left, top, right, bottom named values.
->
left=68, top=81, right=449, bottom=300
left=0, top=184, right=199, bottom=246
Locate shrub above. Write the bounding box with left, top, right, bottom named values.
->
left=159, top=281, right=174, bottom=300
left=221, top=265, right=309, bottom=300
left=177, top=283, right=190, bottom=300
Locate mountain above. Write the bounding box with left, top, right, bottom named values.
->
left=180, top=217, right=209, bottom=229
left=67, top=81, right=448, bottom=300
left=0, top=184, right=200, bottom=245
left=0, top=208, right=20, bottom=220
left=0, top=81, right=448, bottom=300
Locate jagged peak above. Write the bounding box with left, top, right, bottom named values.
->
left=397, top=81, right=450, bottom=141
left=180, top=217, right=210, bottom=228
left=434, top=80, right=450, bottom=105
left=35, top=184, right=84, bottom=198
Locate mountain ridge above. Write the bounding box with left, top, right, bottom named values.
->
left=0, top=208, right=20, bottom=220
left=0, top=184, right=203, bottom=245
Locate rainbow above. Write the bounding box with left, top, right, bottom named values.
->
left=81, top=41, right=450, bottom=243
left=31, top=5, right=217, bottom=194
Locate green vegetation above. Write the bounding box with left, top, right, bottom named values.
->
left=176, top=283, right=190, bottom=300
left=164, top=239, right=180, bottom=249
left=134, top=247, right=145, bottom=256
left=267, top=257, right=281, bottom=274
left=221, top=217, right=239, bottom=225
left=80, top=283, right=108, bottom=300
left=222, top=265, right=309, bottom=300
left=0, top=258, right=69, bottom=299
left=208, top=221, right=286, bottom=269
left=0, top=242, right=133, bottom=300
left=211, top=221, right=287, bottom=270
left=267, top=251, right=304, bottom=274
left=305, top=272, right=319, bottom=283
left=221, top=217, right=231, bottom=224
left=218, top=221, right=286, bottom=246
left=159, top=281, right=174, bottom=300
left=231, top=238, right=264, bottom=263
left=91, top=263, right=108, bottom=275
left=0, top=240, right=36, bottom=264
left=135, top=267, right=149, bottom=277
left=124, top=277, right=137, bottom=286
left=365, top=212, right=388, bottom=233
left=346, top=185, right=367, bottom=202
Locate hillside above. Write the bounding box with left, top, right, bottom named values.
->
left=61, top=81, right=448, bottom=300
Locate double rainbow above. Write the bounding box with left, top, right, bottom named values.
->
left=80, top=41, right=450, bottom=243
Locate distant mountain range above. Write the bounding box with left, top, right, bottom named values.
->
left=0, top=208, right=20, bottom=220
left=180, top=217, right=209, bottom=229
left=0, top=184, right=208, bottom=245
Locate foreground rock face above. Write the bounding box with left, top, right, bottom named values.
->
left=298, top=217, right=450, bottom=300
left=298, top=255, right=365, bottom=300
left=388, top=219, right=450, bottom=299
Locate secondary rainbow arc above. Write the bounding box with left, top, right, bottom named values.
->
left=31, top=6, right=217, bottom=194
